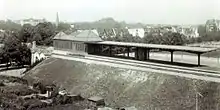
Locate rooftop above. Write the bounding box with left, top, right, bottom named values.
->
left=88, top=96, right=104, bottom=102
left=86, top=41, right=217, bottom=53
left=53, top=30, right=102, bottom=42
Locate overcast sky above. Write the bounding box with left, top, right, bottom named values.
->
left=0, top=0, right=220, bottom=24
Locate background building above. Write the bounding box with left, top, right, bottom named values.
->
left=15, top=18, right=46, bottom=26
left=127, top=28, right=145, bottom=38
left=53, top=30, right=102, bottom=55
left=205, top=19, right=220, bottom=32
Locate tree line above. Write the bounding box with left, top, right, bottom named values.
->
left=19, top=22, right=56, bottom=46
left=0, top=31, right=31, bottom=67
left=1, top=20, right=220, bottom=67
left=0, top=22, right=57, bottom=67
left=0, top=21, right=74, bottom=67
left=197, top=25, right=220, bottom=42
left=104, top=30, right=188, bottom=46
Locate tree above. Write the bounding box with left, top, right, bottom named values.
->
left=0, top=20, right=22, bottom=31
left=19, top=24, right=34, bottom=42
left=163, top=32, right=187, bottom=45
left=32, top=33, right=42, bottom=44
left=18, top=22, right=56, bottom=46
left=57, top=22, right=71, bottom=32
left=196, top=31, right=220, bottom=42
left=143, top=33, right=160, bottom=44
left=143, top=32, right=187, bottom=45
left=197, top=25, right=206, bottom=36
left=1, top=31, right=31, bottom=67
left=32, top=22, right=56, bottom=45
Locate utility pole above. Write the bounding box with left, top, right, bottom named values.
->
left=196, top=92, right=198, bottom=110
left=193, top=80, right=203, bottom=110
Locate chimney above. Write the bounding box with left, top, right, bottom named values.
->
left=32, top=41, right=36, bottom=49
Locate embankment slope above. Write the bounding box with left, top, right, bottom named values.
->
left=24, top=58, right=220, bottom=110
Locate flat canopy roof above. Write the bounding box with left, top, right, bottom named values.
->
left=86, top=41, right=217, bottom=53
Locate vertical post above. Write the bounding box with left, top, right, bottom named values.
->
left=147, top=49, right=150, bottom=60
left=84, top=44, right=87, bottom=53
left=136, top=47, right=139, bottom=60
left=98, top=45, right=101, bottom=54
left=144, top=49, right=147, bottom=60
left=93, top=44, right=96, bottom=54
left=96, top=44, right=99, bottom=54
left=145, top=49, right=148, bottom=60
left=101, top=45, right=103, bottom=55
left=127, top=47, right=130, bottom=57
left=96, top=44, right=99, bottom=55
left=170, top=51, right=174, bottom=63
left=198, top=53, right=201, bottom=66
left=196, top=92, right=198, bottom=110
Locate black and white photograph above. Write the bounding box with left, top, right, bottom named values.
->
left=0, top=0, right=220, bottom=109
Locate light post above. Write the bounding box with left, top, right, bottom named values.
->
left=193, top=80, right=203, bottom=110
left=195, top=92, right=203, bottom=110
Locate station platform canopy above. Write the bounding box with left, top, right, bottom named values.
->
left=86, top=41, right=217, bottom=54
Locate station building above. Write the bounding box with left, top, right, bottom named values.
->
left=53, top=30, right=102, bottom=55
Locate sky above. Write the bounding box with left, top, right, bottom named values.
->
left=0, top=0, right=220, bottom=25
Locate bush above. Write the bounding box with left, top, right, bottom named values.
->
left=23, top=99, right=47, bottom=110
left=0, top=85, right=38, bottom=96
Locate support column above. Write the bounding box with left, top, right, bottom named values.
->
left=135, top=47, right=139, bottom=60
left=96, top=45, right=99, bottom=55
left=99, top=45, right=103, bottom=55
left=144, top=49, right=147, bottom=60
left=109, top=45, right=112, bottom=56
left=98, top=45, right=101, bottom=54
left=94, top=44, right=97, bottom=54
left=146, top=49, right=150, bottom=60
left=170, top=51, right=174, bottom=63
left=127, top=47, right=130, bottom=57
left=136, top=48, right=146, bottom=61
left=198, top=53, right=201, bottom=66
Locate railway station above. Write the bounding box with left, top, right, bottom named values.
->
left=85, top=41, right=217, bottom=66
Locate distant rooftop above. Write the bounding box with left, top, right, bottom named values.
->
left=53, top=30, right=102, bottom=42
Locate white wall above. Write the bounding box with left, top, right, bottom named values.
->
left=31, top=52, right=46, bottom=65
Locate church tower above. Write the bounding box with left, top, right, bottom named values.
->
left=56, top=12, right=59, bottom=27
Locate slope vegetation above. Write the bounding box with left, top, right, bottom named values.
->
left=24, top=58, right=220, bottom=110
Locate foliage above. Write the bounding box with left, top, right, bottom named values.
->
left=57, top=22, right=71, bottom=32
left=74, top=17, right=145, bottom=30
left=74, top=17, right=125, bottom=30
left=16, top=18, right=189, bottom=46
left=195, top=25, right=220, bottom=43
left=1, top=31, right=31, bottom=67
left=196, top=32, right=220, bottom=42
left=197, top=25, right=206, bottom=36
left=104, top=28, right=143, bottom=43
left=19, top=24, right=34, bottom=42
left=32, top=22, right=56, bottom=45
left=18, top=22, right=56, bottom=46
left=127, top=32, right=187, bottom=45
left=0, top=20, right=22, bottom=31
